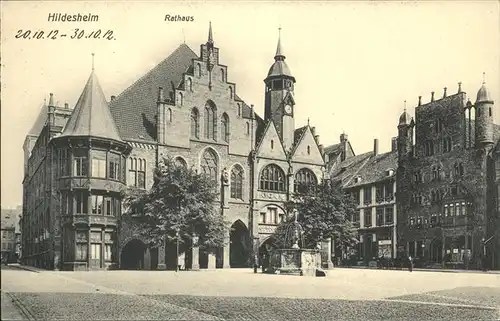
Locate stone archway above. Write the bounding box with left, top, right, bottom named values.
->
left=120, top=239, right=147, bottom=270
left=230, top=220, right=250, bottom=268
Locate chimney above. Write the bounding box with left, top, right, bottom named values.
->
left=319, top=144, right=324, bottom=155
left=110, top=95, right=116, bottom=102
left=340, top=133, right=348, bottom=143
left=458, top=82, right=462, bottom=93
left=315, top=135, right=320, bottom=145
left=48, top=93, right=54, bottom=107
left=311, top=126, right=316, bottom=136
left=158, top=87, right=164, bottom=102
left=391, top=137, right=398, bottom=152
left=373, top=138, right=379, bottom=156
left=443, top=87, right=447, bottom=98
left=418, top=96, right=422, bottom=106
left=64, top=102, right=69, bottom=109
left=431, top=91, right=435, bottom=102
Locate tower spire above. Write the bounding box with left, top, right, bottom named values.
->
left=482, top=71, right=486, bottom=84
left=92, top=53, right=95, bottom=71
left=275, top=25, right=285, bottom=60
left=404, top=100, right=407, bottom=113
left=208, top=21, right=213, bottom=44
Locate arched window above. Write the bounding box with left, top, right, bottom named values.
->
left=174, top=157, right=187, bottom=168
left=230, top=165, right=244, bottom=199
left=307, top=145, right=311, bottom=155
left=246, top=122, right=250, bottom=135
left=424, top=140, right=434, bottom=156
left=229, top=86, right=233, bottom=99
left=259, top=164, right=286, bottom=192
left=237, top=103, right=241, bottom=117
left=178, top=92, right=184, bottom=106
left=221, top=68, right=225, bottom=82
left=200, top=149, right=218, bottom=183
left=187, top=78, right=193, bottom=91
left=197, top=64, right=201, bottom=78
left=204, top=101, right=217, bottom=140
left=167, top=108, right=172, bottom=123
left=191, top=108, right=199, bottom=138
left=271, top=140, right=274, bottom=149
left=294, top=168, right=318, bottom=193
left=221, top=113, right=229, bottom=142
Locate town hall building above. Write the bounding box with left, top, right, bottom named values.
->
left=21, top=25, right=327, bottom=270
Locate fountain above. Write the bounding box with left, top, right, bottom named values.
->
left=266, top=209, right=323, bottom=276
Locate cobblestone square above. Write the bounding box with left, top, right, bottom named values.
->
left=2, top=265, right=499, bottom=320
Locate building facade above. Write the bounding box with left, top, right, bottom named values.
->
left=396, top=84, right=500, bottom=270
left=1, top=206, right=22, bottom=263
left=21, top=25, right=329, bottom=270
left=329, top=138, right=398, bottom=266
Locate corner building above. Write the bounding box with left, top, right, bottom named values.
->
left=396, top=84, right=500, bottom=270
left=22, top=25, right=328, bottom=270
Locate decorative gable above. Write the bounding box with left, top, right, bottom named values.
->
left=291, top=127, right=324, bottom=165
left=255, top=121, right=287, bottom=160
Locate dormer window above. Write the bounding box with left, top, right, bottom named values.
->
left=386, top=169, right=394, bottom=176
left=354, top=176, right=361, bottom=183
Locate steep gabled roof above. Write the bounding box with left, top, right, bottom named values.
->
left=27, top=102, right=48, bottom=136
left=343, top=151, right=397, bottom=189
left=107, top=43, right=257, bottom=143
left=60, top=71, right=123, bottom=142
left=108, top=44, right=198, bottom=142
left=330, top=151, right=373, bottom=186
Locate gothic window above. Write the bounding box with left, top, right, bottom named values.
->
left=237, top=103, right=241, bottom=117
left=129, top=157, right=146, bottom=189
left=424, top=140, right=434, bottom=156
left=174, top=157, right=187, bottom=168
left=443, top=137, right=452, bottom=153
left=197, top=63, right=201, bottom=78
left=432, top=166, right=438, bottom=181
left=435, top=119, right=444, bottom=134
left=259, top=164, right=286, bottom=192
left=454, top=162, right=464, bottom=177
left=221, top=68, right=225, bottom=82
left=294, top=168, right=318, bottom=193
left=178, top=93, right=183, bottom=106
left=271, top=140, right=274, bottom=150
left=187, top=78, right=192, bottom=91
left=191, top=108, right=200, bottom=138
left=221, top=113, right=230, bottom=142
left=229, top=86, right=233, bottom=99
left=204, top=101, right=217, bottom=140
left=166, top=108, right=172, bottom=123
left=307, top=145, right=311, bottom=155
left=200, top=148, right=218, bottom=183
left=246, top=122, right=250, bottom=135
left=230, top=165, right=244, bottom=199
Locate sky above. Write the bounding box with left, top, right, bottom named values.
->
left=1, top=1, right=499, bottom=209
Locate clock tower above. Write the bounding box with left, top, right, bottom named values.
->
left=264, top=28, right=296, bottom=150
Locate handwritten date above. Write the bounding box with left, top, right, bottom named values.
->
left=15, top=29, right=116, bottom=40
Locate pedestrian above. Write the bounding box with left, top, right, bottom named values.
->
left=261, top=253, right=266, bottom=273
left=408, top=255, right=413, bottom=272
left=253, top=254, right=258, bottom=274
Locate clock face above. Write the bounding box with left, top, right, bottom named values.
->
left=284, top=104, right=292, bottom=114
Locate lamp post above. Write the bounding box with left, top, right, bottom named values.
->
left=176, top=228, right=180, bottom=272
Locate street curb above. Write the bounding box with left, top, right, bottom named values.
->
left=3, top=291, right=36, bottom=321
left=7, top=264, right=41, bottom=273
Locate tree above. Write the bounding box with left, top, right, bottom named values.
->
left=271, top=180, right=358, bottom=249
left=121, top=157, right=229, bottom=250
